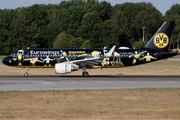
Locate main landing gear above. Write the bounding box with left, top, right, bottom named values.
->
left=81, top=66, right=89, bottom=77
left=24, top=67, right=28, bottom=76
left=82, top=71, right=89, bottom=77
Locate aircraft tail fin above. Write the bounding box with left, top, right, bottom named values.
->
left=143, top=21, right=174, bottom=51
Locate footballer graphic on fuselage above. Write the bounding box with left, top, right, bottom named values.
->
left=2, top=21, right=180, bottom=76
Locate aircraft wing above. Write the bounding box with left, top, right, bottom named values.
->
left=64, top=45, right=116, bottom=67
left=68, top=57, right=103, bottom=66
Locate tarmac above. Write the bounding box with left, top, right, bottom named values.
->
left=0, top=75, right=180, bottom=91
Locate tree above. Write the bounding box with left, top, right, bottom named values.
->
left=0, top=1, right=179, bottom=55
left=66, top=4, right=86, bottom=36
left=115, top=11, right=134, bottom=47
left=77, top=11, right=102, bottom=48
left=132, top=40, right=148, bottom=48
left=166, top=4, right=180, bottom=16
left=69, top=37, right=84, bottom=48
left=82, top=40, right=91, bottom=48
left=0, top=9, right=19, bottom=54
left=165, top=4, right=180, bottom=48
left=132, top=6, right=163, bottom=41
left=53, top=31, right=72, bottom=48
left=111, top=2, right=163, bottom=47
left=99, top=19, right=119, bottom=47
left=8, top=18, right=32, bottom=51
left=24, top=4, right=50, bottom=48
left=99, top=10, right=134, bottom=48
left=53, top=31, right=84, bottom=48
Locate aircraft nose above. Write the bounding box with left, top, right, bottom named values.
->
left=2, top=57, right=8, bottom=65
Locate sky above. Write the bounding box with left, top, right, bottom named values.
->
left=0, top=0, right=180, bottom=15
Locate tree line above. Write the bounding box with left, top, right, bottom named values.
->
left=0, top=0, right=180, bottom=55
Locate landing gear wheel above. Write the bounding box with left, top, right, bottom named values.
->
left=82, top=72, right=89, bottom=77
left=24, top=72, right=28, bottom=77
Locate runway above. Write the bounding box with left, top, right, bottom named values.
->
left=0, top=75, right=180, bottom=91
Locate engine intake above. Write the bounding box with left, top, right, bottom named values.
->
left=55, top=63, right=79, bottom=74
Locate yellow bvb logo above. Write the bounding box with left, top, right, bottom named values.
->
left=153, top=33, right=169, bottom=48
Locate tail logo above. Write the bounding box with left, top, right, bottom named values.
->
left=153, top=33, right=169, bottom=48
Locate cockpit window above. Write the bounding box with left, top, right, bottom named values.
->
left=9, top=53, right=17, bottom=57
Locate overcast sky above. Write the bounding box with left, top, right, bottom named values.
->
left=0, top=0, right=179, bottom=15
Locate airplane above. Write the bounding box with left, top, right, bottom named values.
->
left=2, top=21, right=180, bottom=77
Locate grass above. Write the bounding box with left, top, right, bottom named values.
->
left=0, top=56, right=6, bottom=59
left=0, top=88, right=180, bottom=120
left=0, top=56, right=180, bottom=119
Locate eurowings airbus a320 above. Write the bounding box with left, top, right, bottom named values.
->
left=2, top=21, right=179, bottom=77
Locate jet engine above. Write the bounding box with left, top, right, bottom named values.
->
left=55, top=63, right=79, bottom=74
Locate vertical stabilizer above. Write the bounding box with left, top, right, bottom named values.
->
left=143, top=21, right=174, bottom=51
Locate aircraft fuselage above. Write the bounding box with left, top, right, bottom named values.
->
left=2, top=48, right=177, bottom=68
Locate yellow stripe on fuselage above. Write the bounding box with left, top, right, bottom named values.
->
left=12, top=66, right=55, bottom=68
left=12, top=65, right=126, bottom=69
left=86, top=66, right=126, bottom=69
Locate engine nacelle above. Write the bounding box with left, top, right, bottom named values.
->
left=55, top=63, right=79, bottom=74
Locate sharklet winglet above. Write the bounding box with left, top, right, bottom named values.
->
left=105, top=45, right=116, bottom=57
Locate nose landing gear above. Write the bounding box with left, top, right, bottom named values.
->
left=24, top=67, right=28, bottom=76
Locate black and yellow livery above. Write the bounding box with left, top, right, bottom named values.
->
left=2, top=21, right=179, bottom=76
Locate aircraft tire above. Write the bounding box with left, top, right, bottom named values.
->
left=82, top=72, right=89, bottom=77
left=24, top=72, right=28, bottom=77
